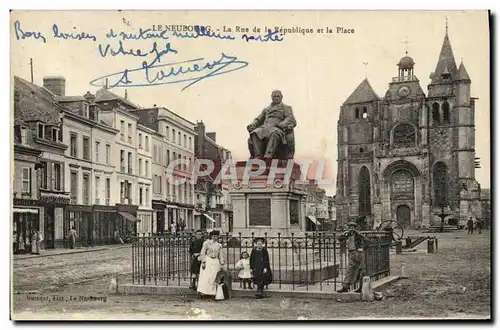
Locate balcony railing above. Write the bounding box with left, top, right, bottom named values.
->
left=128, top=168, right=133, bottom=174
left=128, top=136, right=132, bottom=144
left=83, top=196, right=89, bottom=205
left=392, top=75, right=418, bottom=83
left=95, top=198, right=100, bottom=205
left=105, top=198, right=110, bottom=206
left=70, top=196, right=77, bottom=204
left=120, top=165, right=126, bottom=172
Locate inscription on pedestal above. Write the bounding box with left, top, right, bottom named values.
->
left=249, top=199, right=271, bottom=226
left=289, top=199, right=299, bottom=225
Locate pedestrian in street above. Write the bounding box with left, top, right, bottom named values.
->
left=337, top=221, right=370, bottom=293
left=69, top=227, right=77, bottom=249
left=31, top=230, right=42, bottom=255
left=235, top=251, right=253, bottom=290
left=197, top=230, right=225, bottom=298
left=189, top=230, right=204, bottom=290
left=250, top=237, right=272, bottom=299
left=170, top=222, right=176, bottom=236
left=91, top=229, right=98, bottom=247
left=467, top=217, right=474, bottom=234
left=477, top=219, right=483, bottom=234
left=175, top=222, right=180, bottom=234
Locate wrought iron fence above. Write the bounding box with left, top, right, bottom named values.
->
left=131, top=231, right=391, bottom=292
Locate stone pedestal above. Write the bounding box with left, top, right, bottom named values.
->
left=229, top=160, right=307, bottom=237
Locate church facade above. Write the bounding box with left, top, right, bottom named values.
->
left=335, top=27, right=482, bottom=229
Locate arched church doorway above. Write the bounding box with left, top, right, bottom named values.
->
left=396, top=205, right=411, bottom=228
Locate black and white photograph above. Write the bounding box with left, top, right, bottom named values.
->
left=8, top=10, right=491, bottom=320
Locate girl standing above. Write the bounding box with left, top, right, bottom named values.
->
left=250, top=237, right=272, bottom=298
left=235, top=251, right=253, bottom=289
left=197, top=230, right=225, bottom=298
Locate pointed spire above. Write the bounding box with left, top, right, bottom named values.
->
left=344, top=78, right=379, bottom=105
left=430, top=24, right=458, bottom=84
left=457, top=60, right=471, bottom=81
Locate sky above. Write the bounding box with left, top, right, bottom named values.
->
left=10, top=10, right=490, bottom=195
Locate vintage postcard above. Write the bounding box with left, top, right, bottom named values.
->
left=10, top=10, right=491, bottom=320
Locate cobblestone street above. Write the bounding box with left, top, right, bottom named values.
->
left=11, top=230, right=491, bottom=320
left=13, top=245, right=132, bottom=292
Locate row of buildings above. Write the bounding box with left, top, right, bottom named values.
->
left=13, top=75, right=233, bottom=251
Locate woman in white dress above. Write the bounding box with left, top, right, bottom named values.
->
left=197, top=230, right=225, bottom=297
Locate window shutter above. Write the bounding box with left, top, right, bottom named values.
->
left=29, top=168, right=32, bottom=194
left=51, top=163, right=55, bottom=190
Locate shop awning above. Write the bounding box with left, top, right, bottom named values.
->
left=203, top=213, right=217, bottom=223
left=118, top=212, right=141, bottom=223
left=13, top=208, right=39, bottom=214
left=307, top=215, right=321, bottom=226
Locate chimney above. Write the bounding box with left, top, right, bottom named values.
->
left=196, top=121, right=206, bottom=158
left=43, top=76, right=66, bottom=96
left=206, top=132, right=216, bottom=142
left=84, top=91, right=96, bottom=103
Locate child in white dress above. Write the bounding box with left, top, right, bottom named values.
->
left=235, top=251, right=253, bottom=289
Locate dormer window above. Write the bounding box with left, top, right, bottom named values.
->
left=355, top=108, right=360, bottom=119
left=82, top=103, right=89, bottom=118
left=38, top=123, right=44, bottom=139
left=20, top=127, right=27, bottom=144
left=52, top=128, right=58, bottom=142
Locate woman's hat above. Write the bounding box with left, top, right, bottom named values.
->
left=209, top=230, right=220, bottom=237
left=346, top=221, right=357, bottom=227
left=253, top=237, right=266, bottom=243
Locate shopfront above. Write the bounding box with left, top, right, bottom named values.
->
left=152, top=200, right=166, bottom=234
left=13, top=205, right=40, bottom=254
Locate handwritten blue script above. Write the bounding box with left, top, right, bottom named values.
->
left=241, top=29, right=283, bottom=42
left=52, top=24, right=97, bottom=41
left=89, top=53, right=248, bottom=91
left=106, top=28, right=170, bottom=40
left=173, top=25, right=235, bottom=40
left=98, top=41, right=178, bottom=67
left=13, top=20, right=46, bottom=43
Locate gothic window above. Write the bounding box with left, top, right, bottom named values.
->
left=391, top=170, right=414, bottom=197
left=355, top=108, right=360, bottom=119
left=358, top=166, right=371, bottom=216
left=442, top=102, right=450, bottom=124
left=433, top=162, right=448, bottom=207
left=432, top=102, right=440, bottom=124
left=362, top=107, right=368, bottom=119
left=393, top=123, right=416, bottom=148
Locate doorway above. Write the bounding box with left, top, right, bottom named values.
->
left=396, top=205, right=411, bottom=228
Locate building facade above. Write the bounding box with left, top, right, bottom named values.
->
left=131, top=107, right=197, bottom=233
left=13, top=76, right=70, bottom=250
left=136, top=124, right=154, bottom=235
left=194, top=121, right=233, bottom=233
left=335, top=27, right=482, bottom=229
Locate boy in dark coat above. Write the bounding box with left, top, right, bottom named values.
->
left=250, top=237, right=272, bottom=298
left=189, top=230, right=204, bottom=289
left=337, top=221, right=370, bottom=293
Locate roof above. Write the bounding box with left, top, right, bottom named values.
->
left=430, top=32, right=458, bottom=84
left=14, top=76, right=62, bottom=125
left=57, top=95, right=86, bottom=102
left=398, top=55, right=415, bottom=69
left=95, top=88, right=139, bottom=109
left=343, top=78, right=379, bottom=105
left=457, top=61, right=471, bottom=81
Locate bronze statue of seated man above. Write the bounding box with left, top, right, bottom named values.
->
left=247, top=90, right=297, bottom=160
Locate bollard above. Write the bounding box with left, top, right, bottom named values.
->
left=400, top=264, right=408, bottom=278
left=405, top=237, right=412, bottom=248
left=427, top=239, right=435, bottom=254
left=434, top=238, right=438, bottom=251
left=395, top=240, right=403, bottom=254
left=361, top=276, right=374, bottom=301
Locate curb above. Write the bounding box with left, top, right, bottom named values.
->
left=115, top=276, right=401, bottom=301
left=13, top=244, right=131, bottom=260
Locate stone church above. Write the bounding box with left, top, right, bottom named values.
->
left=335, top=26, right=482, bottom=229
